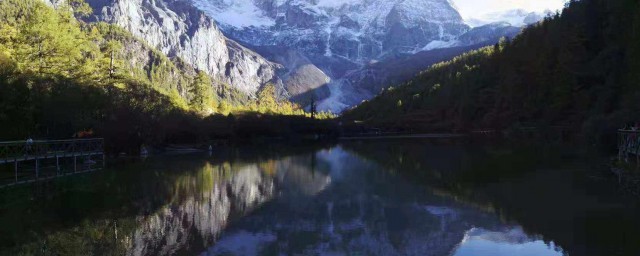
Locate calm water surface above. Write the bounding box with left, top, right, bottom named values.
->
left=0, top=139, right=638, bottom=255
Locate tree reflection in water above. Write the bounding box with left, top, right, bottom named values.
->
left=3, top=139, right=632, bottom=256
left=204, top=147, right=563, bottom=256
left=342, top=138, right=640, bottom=256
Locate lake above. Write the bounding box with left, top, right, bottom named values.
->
left=0, top=138, right=638, bottom=255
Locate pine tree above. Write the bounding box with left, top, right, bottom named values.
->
left=217, top=101, right=231, bottom=115
left=257, top=83, right=278, bottom=113
left=310, top=96, right=316, bottom=119
left=189, top=71, right=213, bottom=112
left=0, top=0, right=95, bottom=78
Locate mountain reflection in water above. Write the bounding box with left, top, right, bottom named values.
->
left=3, top=140, right=637, bottom=255
left=202, top=148, right=562, bottom=256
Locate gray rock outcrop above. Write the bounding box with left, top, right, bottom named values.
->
left=86, top=0, right=283, bottom=95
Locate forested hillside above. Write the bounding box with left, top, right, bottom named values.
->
left=0, top=0, right=329, bottom=152
left=344, top=0, right=640, bottom=145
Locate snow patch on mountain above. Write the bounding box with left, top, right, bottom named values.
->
left=187, top=0, right=523, bottom=112
left=465, top=9, right=552, bottom=27
left=315, top=0, right=356, bottom=8
left=191, top=0, right=276, bottom=28
left=421, top=40, right=460, bottom=51
left=318, top=82, right=351, bottom=113
left=191, top=0, right=469, bottom=63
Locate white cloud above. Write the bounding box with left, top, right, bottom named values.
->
left=453, top=0, right=567, bottom=19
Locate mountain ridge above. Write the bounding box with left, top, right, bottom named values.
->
left=189, top=0, right=528, bottom=111
left=343, top=0, right=640, bottom=143
left=191, top=0, right=469, bottom=63
left=83, top=0, right=284, bottom=96
left=47, top=0, right=536, bottom=112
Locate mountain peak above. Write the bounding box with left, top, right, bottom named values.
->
left=191, top=0, right=468, bottom=63
left=464, top=9, right=550, bottom=27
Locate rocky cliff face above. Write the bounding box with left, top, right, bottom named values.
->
left=127, top=164, right=276, bottom=256
left=125, top=156, right=331, bottom=256
left=85, top=0, right=283, bottom=95
left=75, top=0, right=529, bottom=110
left=317, top=23, right=523, bottom=112
left=252, top=46, right=332, bottom=101
left=188, top=0, right=528, bottom=112
left=465, top=9, right=552, bottom=28
left=191, top=0, right=469, bottom=64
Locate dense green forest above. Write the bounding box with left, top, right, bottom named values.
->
left=0, top=0, right=334, bottom=153
left=344, top=0, right=640, bottom=146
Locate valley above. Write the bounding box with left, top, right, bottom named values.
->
left=1, top=0, right=640, bottom=255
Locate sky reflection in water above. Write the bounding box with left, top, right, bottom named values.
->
left=202, top=147, right=563, bottom=256
left=0, top=142, right=585, bottom=255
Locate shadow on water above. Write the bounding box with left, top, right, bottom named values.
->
left=203, top=143, right=566, bottom=256
left=0, top=142, right=334, bottom=255
left=0, top=138, right=638, bottom=255
left=341, top=137, right=640, bottom=256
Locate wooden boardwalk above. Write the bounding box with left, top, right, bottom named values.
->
left=0, top=138, right=105, bottom=187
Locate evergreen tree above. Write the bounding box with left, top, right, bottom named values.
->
left=217, top=101, right=231, bottom=115
left=257, top=83, right=278, bottom=113
left=0, top=0, right=96, bottom=79
left=189, top=71, right=213, bottom=112
left=310, top=96, right=316, bottom=119
left=344, top=0, right=640, bottom=138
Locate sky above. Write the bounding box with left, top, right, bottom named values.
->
left=452, top=0, right=567, bottom=19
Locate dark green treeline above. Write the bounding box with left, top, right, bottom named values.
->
left=0, top=0, right=334, bottom=152
left=344, top=0, right=640, bottom=147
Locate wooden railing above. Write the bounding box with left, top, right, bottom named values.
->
left=618, top=130, right=640, bottom=162
left=0, top=138, right=103, bottom=163
left=0, top=138, right=105, bottom=187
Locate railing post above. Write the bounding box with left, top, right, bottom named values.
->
left=35, top=155, right=39, bottom=180
left=636, top=134, right=640, bottom=168
left=618, top=132, right=622, bottom=162
left=80, top=142, right=84, bottom=172
left=102, top=139, right=106, bottom=169
left=619, top=131, right=624, bottom=162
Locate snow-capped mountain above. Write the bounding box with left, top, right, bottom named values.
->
left=465, top=9, right=553, bottom=28
left=84, top=0, right=283, bottom=96
left=188, top=0, right=480, bottom=110
left=187, top=0, right=536, bottom=112
left=316, top=22, right=522, bottom=112
left=78, top=0, right=529, bottom=112
left=191, top=0, right=469, bottom=63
